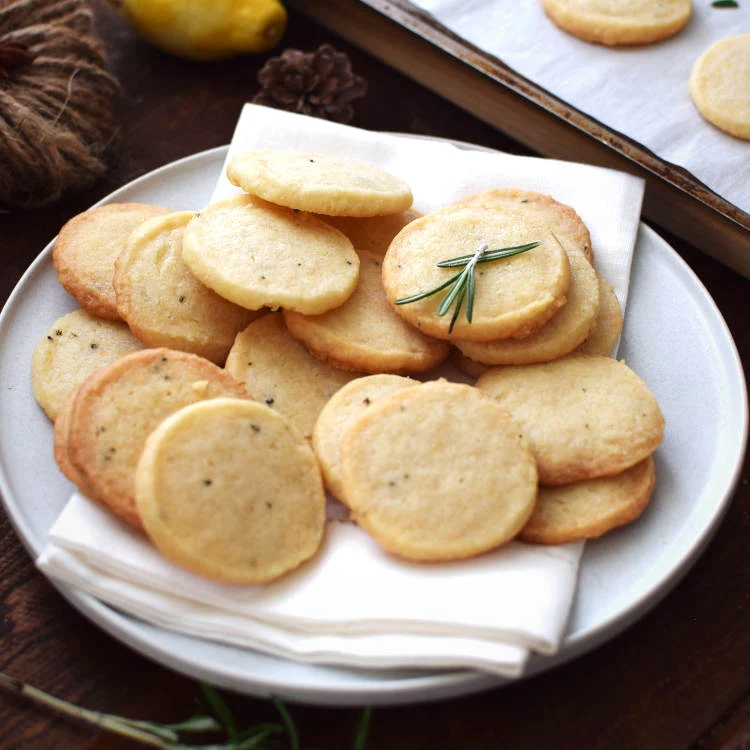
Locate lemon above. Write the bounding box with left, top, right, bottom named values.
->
left=118, top=0, right=287, bottom=61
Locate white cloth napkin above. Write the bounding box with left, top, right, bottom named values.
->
left=411, top=0, right=750, bottom=213
left=37, top=104, right=645, bottom=677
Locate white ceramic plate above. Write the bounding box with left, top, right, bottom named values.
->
left=0, top=146, right=746, bottom=706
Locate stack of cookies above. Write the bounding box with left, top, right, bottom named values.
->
left=33, top=146, right=664, bottom=585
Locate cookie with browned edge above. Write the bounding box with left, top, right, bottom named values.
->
left=67, top=348, right=248, bottom=530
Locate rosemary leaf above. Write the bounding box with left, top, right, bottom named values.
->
left=166, top=715, right=224, bottom=734
left=272, top=697, right=300, bottom=750
left=437, top=241, right=540, bottom=267
left=466, top=264, right=477, bottom=324
left=477, top=242, right=541, bottom=263
left=236, top=722, right=284, bottom=741
left=711, top=0, right=739, bottom=7
left=354, top=708, right=373, bottom=750
left=437, top=264, right=471, bottom=316
left=448, top=284, right=467, bottom=333
left=200, top=683, right=239, bottom=743
left=232, top=726, right=283, bottom=749
left=393, top=270, right=463, bottom=305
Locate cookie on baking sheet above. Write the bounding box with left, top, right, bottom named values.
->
left=477, top=355, right=664, bottom=485
left=576, top=277, right=623, bottom=356
left=67, top=348, right=248, bottom=530
left=689, top=35, right=750, bottom=141
left=225, top=312, right=359, bottom=440
left=136, top=398, right=326, bottom=583
left=32, top=309, right=144, bottom=421
left=340, top=381, right=538, bottom=561
left=455, top=188, right=594, bottom=264
left=520, top=456, right=656, bottom=544
left=182, top=195, right=360, bottom=315
left=114, top=211, right=260, bottom=364
left=324, top=209, right=422, bottom=256
left=382, top=198, right=571, bottom=342
left=283, top=250, right=450, bottom=374
left=53, top=203, right=169, bottom=320
left=227, top=149, right=413, bottom=217
left=455, top=241, right=599, bottom=366
left=540, top=0, right=691, bottom=46
left=312, top=374, right=419, bottom=502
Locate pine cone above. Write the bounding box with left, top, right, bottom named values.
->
left=253, top=44, right=367, bottom=124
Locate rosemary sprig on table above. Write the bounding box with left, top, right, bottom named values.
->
left=0, top=672, right=372, bottom=749
left=394, top=241, right=541, bottom=333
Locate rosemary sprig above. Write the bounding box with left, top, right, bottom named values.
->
left=0, top=671, right=226, bottom=748
left=0, top=671, right=372, bottom=749
left=394, top=241, right=541, bottom=332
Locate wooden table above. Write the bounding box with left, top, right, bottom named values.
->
left=1, top=4, right=748, bottom=749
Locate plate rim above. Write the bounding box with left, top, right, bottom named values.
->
left=0, top=143, right=746, bottom=706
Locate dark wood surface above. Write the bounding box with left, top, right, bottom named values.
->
left=1, top=3, right=748, bottom=748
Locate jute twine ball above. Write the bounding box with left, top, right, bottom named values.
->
left=0, top=0, right=119, bottom=208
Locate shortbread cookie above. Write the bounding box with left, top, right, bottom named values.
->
left=340, top=381, right=538, bottom=561
left=114, top=211, right=260, bottom=364
left=383, top=199, right=571, bottom=342
left=283, top=250, right=450, bottom=374
left=455, top=242, right=599, bottom=365
left=136, top=398, right=326, bottom=583
left=53, top=203, right=169, bottom=320
left=312, top=374, right=419, bottom=502
left=521, top=456, right=656, bottom=544
left=227, top=149, right=413, bottom=217
left=67, top=349, right=248, bottom=530
left=32, top=310, right=144, bottom=421
left=541, top=0, right=691, bottom=46
left=455, top=188, right=593, bottom=264
left=689, top=34, right=750, bottom=140
left=477, top=356, right=664, bottom=485
left=225, top=313, right=359, bottom=440
left=324, top=209, right=422, bottom=256
left=576, top=277, right=623, bottom=356
left=449, top=347, right=489, bottom=379
left=54, top=391, right=95, bottom=493
left=182, top=195, right=360, bottom=315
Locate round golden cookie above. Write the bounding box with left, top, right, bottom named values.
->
left=340, top=381, right=538, bottom=561
left=283, top=250, right=450, bottom=374
left=225, top=312, right=359, bottom=440
left=67, top=348, right=248, bottom=531
left=53, top=390, right=96, bottom=494
left=227, top=149, right=414, bottom=217
left=323, top=209, right=422, bottom=256
left=689, top=34, right=750, bottom=141
left=520, top=456, right=656, bottom=544
left=575, top=277, right=623, bottom=356
left=53, top=203, right=169, bottom=320
left=455, top=241, right=599, bottom=365
left=135, top=398, right=326, bottom=583
left=455, top=188, right=594, bottom=264
left=541, top=0, right=691, bottom=46
left=449, top=347, right=489, bottom=379
left=31, top=309, right=144, bottom=421
left=114, top=211, right=260, bottom=364
left=477, top=355, right=664, bottom=485
left=312, top=374, right=419, bottom=502
left=182, top=195, right=360, bottom=315
left=382, top=198, right=571, bottom=342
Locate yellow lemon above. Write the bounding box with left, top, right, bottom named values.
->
left=119, top=0, right=287, bottom=61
